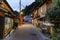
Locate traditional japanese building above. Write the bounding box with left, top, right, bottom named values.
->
left=0, top=0, right=16, bottom=39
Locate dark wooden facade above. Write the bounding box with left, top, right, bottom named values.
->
left=0, top=0, right=16, bottom=39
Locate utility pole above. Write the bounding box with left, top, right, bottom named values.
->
left=20, top=0, right=21, bottom=11
left=19, top=0, right=23, bottom=25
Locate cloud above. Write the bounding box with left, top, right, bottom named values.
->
left=7, top=0, right=35, bottom=12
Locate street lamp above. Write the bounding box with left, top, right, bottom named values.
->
left=20, top=11, right=23, bottom=15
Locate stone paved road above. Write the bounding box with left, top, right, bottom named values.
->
left=3, top=24, right=50, bottom=40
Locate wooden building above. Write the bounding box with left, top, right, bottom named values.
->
left=32, top=0, right=52, bottom=26
left=32, top=0, right=54, bottom=35
left=0, top=0, right=16, bottom=39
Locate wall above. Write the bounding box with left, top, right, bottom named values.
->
left=0, top=16, right=5, bottom=39
left=0, top=10, right=5, bottom=17
left=0, top=0, right=14, bottom=38
left=38, top=3, right=46, bottom=17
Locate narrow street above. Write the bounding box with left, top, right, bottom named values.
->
left=0, top=0, right=60, bottom=40
left=3, top=24, right=50, bottom=40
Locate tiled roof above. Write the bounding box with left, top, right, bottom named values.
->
left=24, top=0, right=46, bottom=14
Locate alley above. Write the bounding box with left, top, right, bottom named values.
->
left=0, top=0, right=60, bottom=40
left=3, top=24, right=50, bottom=40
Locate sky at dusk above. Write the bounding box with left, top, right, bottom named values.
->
left=7, top=0, right=35, bottom=12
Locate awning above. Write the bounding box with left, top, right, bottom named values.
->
left=43, top=21, right=54, bottom=26
left=0, top=7, right=16, bottom=17
left=40, top=15, right=45, bottom=18
left=38, top=21, right=54, bottom=26
left=0, top=7, right=8, bottom=12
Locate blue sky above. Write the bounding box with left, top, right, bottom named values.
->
left=7, top=0, right=35, bottom=12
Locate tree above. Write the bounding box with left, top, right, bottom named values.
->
left=46, top=3, right=60, bottom=32
left=35, top=0, right=45, bottom=3
left=13, top=11, right=19, bottom=16
left=23, top=2, right=36, bottom=16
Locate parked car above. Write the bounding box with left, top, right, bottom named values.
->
left=23, top=16, right=33, bottom=24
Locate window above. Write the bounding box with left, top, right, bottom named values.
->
left=4, top=17, right=13, bottom=36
